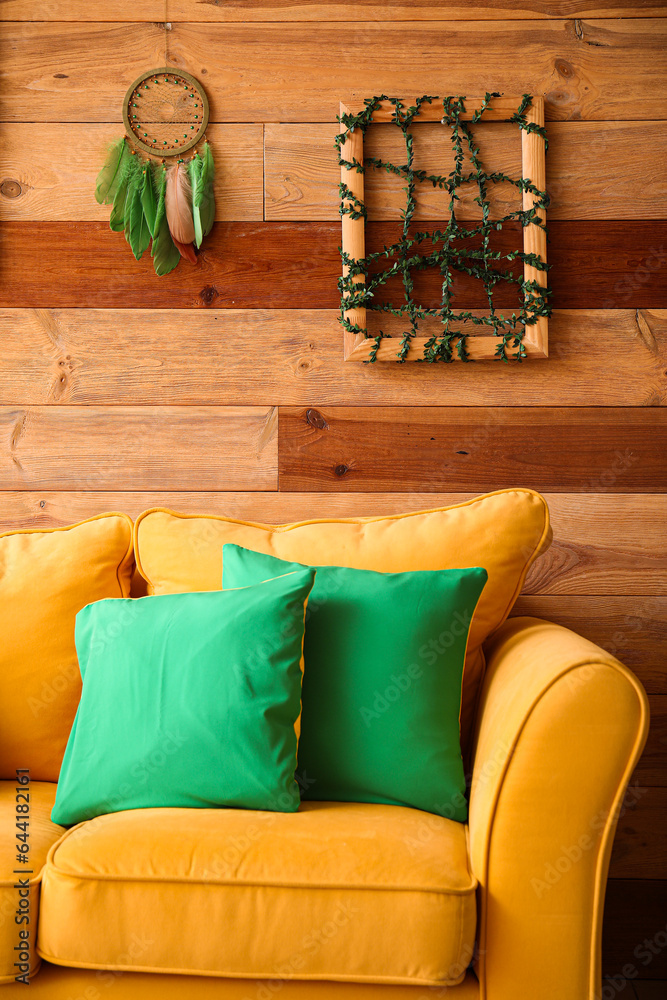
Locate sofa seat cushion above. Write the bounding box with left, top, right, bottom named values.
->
left=38, top=801, right=476, bottom=986
left=0, top=781, right=63, bottom=984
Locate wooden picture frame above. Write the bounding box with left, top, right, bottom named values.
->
left=339, top=96, right=548, bottom=362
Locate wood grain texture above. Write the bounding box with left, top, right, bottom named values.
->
left=512, top=596, right=667, bottom=694
left=609, top=786, right=667, bottom=879
left=0, top=124, right=263, bottom=222
left=278, top=407, right=667, bottom=494
left=603, top=880, right=667, bottom=979
left=2, top=489, right=663, bottom=598
left=2, top=20, right=667, bottom=123
left=633, top=983, right=667, bottom=999
left=1, top=221, right=666, bottom=310
left=0, top=309, right=665, bottom=407
left=266, top=121, right=667, bottom=222
left=634, top=696, right=666, bottom=788
left=520, top=494, right=667, bottom=597
left=3, top=2, right=666, bottom=21
left=0, top=406, right=278, bottom=490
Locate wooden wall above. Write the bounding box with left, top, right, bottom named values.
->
left=0, top=2, right=665, bottom=991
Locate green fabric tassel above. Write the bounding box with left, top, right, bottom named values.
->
left=151, top=215, right=180, bottom=276
left=140, top=164, right=158, bottom=238
left=95, top=137, right=130, bottom=205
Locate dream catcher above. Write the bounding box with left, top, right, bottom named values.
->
left=94, top=67, right=215, bottom=276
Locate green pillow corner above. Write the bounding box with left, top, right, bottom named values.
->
left=52, top=568, right=315, bottom=826
left=222, top=544, right=488, bottom=822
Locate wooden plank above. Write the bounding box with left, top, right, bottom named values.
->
left=609, top=786, right=667, bottom=879
left=269, top=122, right=522, bottom=223
left=1, top=488, right=665, bottom=601
left=634, top=696, right=667, bottom=788
left=0, top=124, right=263, bottom=222
left=3, top=2, right=666, bottom=22
left=603, top=880, right=667, bottom=980
left=1, top=221, right=666, bottom=310
left=512, top=596, right=667, bottom=694
left=277, top=406, right=667, bottom=493
left=343, top=95, right=538, bottom=123
left=1, top=309, right=664, bottom=407
left=632, top=984, right=667, bottom=999
left=2, top=21, right=667, bottom=123
left=1, top=490, right=664, bottom=598
left=265, top=121, right=667, bottom=222
left=521, top=494, right=667, bottom=597
left=0, top=407, right=278, bottom=490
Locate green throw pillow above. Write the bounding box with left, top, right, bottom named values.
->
left=52, top=569, right=315, bottom=825
left=222, top=545, right=487, bottom=821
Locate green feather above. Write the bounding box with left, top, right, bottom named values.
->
left=198, top=183, right=215, bottom=241
left=140, top=164, right=158, bottom=238
left=109, top=174, right=129, bottom=231
left=128, top=185, right=151, bottom=260
left=189, top=154, right=204, bottom=248
left=151, top=215, right=180, bottom=276
left=153, top=163, right=168, bottom=235
left=108, top=152, right=138, bottom=232
left=195, top=143, right=214, bottom=207
left=122, top=159, right=150, bottom=260
left=193, top=144, right=215, bottom=245
left=95, top=137, right=130, bottom=205
left=122, top=157, right=143, bottom=245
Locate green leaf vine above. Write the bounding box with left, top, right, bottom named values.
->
left=335, top=93, right=551, bottom=363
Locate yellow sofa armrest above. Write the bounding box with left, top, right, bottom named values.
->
left=469, top=617, right=649, bottom=1000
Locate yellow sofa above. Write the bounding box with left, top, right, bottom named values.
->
left=0, top=495, right=649, bottom=999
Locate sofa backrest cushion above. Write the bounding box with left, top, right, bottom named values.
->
left=0, top=514, right=134, bottom=781
left=134, top=490, right=551, bottom=753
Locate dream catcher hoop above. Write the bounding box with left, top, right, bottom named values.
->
left=94, top=67, right=216, bottom=276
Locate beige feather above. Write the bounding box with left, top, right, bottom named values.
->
left=165, top=163, right=195, bottom=246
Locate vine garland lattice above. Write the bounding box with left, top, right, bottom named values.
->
left=336, top=93, right=551, bottom=363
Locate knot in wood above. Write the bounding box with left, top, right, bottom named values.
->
left=306, top=409, right=328, bottom=429
left=334, top=463, right=349, bottom=477
left=1, top=179, right=22, bottom=199
left=199, top=285, right=219, bottom=306
left=555, top=59, right=574, bottom=79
